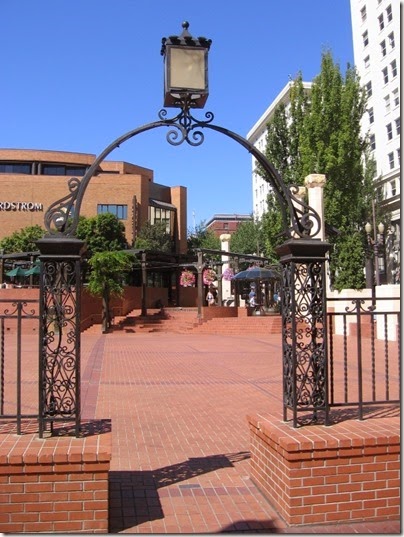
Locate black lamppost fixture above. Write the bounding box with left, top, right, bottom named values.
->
left=365, top=221, right=386, bottom=287
left=161, top=21, right=211, bottom=109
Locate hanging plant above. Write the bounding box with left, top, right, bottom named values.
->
left=222, top=267, right=234, bottom=281
left=203, top=268, right=216, bottom=285
left=180, top=270, right=196, bottom=287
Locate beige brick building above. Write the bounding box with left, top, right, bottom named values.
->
left=0, top=149, right=187, bottom=254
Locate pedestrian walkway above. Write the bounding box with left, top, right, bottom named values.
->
left=79, top=331, right=400, bottom=534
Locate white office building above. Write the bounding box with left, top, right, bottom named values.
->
left=247, top=1, right=400, bottom=283
left=350, top=0, right=400, bottom=283
left=246, top=82, right=312, bottom=221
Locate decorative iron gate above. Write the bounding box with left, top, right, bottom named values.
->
left=0, top=298, right=39, bottom=434
left=327, top=296, right=400, bottom=420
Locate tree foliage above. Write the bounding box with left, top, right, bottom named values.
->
left=187, top=222, right=220, bottom=252
left=76, top=213, right=128, bottom=258
left=0, top=225, right=44, bottom=254
left=87, top=251, right=133, bottom=333
left=229, top=220, right=264, bottom=256
left=260, top=51, right=376, bottom=290
left=134, top=221, right=173, bottom=252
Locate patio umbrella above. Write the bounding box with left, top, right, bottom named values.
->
left=5, top=266, right=28, bottom=278
left=25, top=264, right=41, bottom=276
left=233, top=267, right=280, bottom=281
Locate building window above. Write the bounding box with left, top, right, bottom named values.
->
left=149, top=204, right=175, bottom=234
left=384, top=94, right=391, bottom=112
left=395, top=117, right=400, bottom=136
left=386, top=123, right=393, bottom=140
left=392, top=88, right=399, bottom=107
left=223, top=223, right=229, bottom=230
left=380, top=40, right=387, bottom=56
left=362, top=30, right=369, bottom=47
left=365, top=81, right=372, bottom=97
left=388, top=152, right=395, bottom=169
left=0, top=162, right=31, bottom=174
left=390, top=180, right=397, bottom=197
left=390, top=60, right=397, bottom=78
left=386, top=4, right=392, bottom=23
left=97, top=204, right=128, bottom=220
left=42, top=164, right=87, bottom=176
left=364, top=55, right=370, bottom=69
left=369, top=134, right=376, bottom=151
left=382, top=67, right=389, bottom=84
left=368, top=107, right=374, bottom=124
left=397, top=148, right=401, bottom=166
left=388, top=32, right=395, bottom=49
left=378, top=13, right=384, bottom=30
left=360, top=6, right=367, bottom=21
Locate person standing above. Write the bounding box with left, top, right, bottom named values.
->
left=206, top=289, right=215, bottom=306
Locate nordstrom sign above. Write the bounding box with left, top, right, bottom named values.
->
left=0, top=202, right=43, bottom=211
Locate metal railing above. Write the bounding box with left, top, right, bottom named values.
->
left=0, top=298, right=39, bottom=434
left=327, top=296, right=400, bottom=420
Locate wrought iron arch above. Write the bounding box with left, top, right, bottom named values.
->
left=37, top=101, right=329, bottom=437
left=44, top=103, right=321, bottom=241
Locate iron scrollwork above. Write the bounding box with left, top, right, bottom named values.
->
left=159, top=101, right=214, bottom=146
left=282, top=260, right=328, bottom=426
left=39, top=257, right=81, bottom=435
left=43, top=106, right=323, bottom=242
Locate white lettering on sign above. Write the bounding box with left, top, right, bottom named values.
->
left=0, top=202, right=43, bottom=211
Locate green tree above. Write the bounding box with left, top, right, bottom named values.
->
left=76, top=213, right=128, bottom=258
left=134, top=221, right=173, bottom=252
left=0, top=225, right=44, bottom=254
left=229, top=219, right=264, bottom=257
left=187, top=221, right=220, bottom=253
left=261, top=51, right=375, bottom=290
left=87, top=251, right=133, bottom=333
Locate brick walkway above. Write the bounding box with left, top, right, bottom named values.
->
left=77, top=331, right=400, bottom=534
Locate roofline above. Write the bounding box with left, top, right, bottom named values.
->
left=205, top=214, right=252, bottom=227
left=246, top=81, right=312, bottom=142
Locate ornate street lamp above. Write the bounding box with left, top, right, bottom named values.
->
left=365, top=221, right=386, bottom=287
left=161, top=21, right=211, bottom=109
left=37, top=21, right=330, bottom=435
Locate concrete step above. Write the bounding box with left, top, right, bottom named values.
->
left=84, top=308, right=282, bottom=335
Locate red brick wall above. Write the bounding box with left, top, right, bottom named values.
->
left=0, top=149, right=187, bottom=250
left=0, top=420, right=111, bottom=533
left=202, top=306, right=238, bottom=320
left=247, top=414, right=400, bottom=526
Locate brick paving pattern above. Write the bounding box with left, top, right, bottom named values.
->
left=77, top=331, right=400, bottom=534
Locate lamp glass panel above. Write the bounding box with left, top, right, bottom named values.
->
left=169, top=48, right=206, bottom=91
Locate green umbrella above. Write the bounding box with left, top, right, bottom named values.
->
left=6, top=266, right=28, bottom=277
left=25, top=264, right=41, bottom=276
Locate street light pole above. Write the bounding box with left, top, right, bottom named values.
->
left=365, top=220, right=386, bottom=303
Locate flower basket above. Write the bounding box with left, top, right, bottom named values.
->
left=222, top=267, right=234, bottom=281
left=180, top=270, right=196, bottom=287
left=203, top=268, right=216, bottom=285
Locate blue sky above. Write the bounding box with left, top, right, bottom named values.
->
left=0, top=1, right=354, bottom=232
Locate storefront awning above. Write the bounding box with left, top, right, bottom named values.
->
left=149, top=198, right=176, bottom=210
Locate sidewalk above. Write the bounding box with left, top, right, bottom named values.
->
left=79, top=331, right=400, bottom=534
